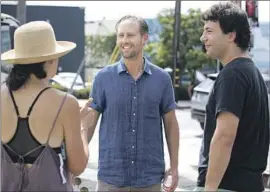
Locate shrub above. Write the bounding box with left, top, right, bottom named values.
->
left=73, top=86, right=91, bottom=99
left=51, top=83, right=189, bottom=101
left=174, top=86, right=190, bottom=101
left=51, top=84, right=91, bottom=99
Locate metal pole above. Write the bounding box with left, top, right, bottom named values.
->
left=231, top=0, right=242, bottom=8
left=173, top=0, right=181, bottom=91
left=177, top=1, right=182, bottom=86
left=16, top=0, right=27, bottom=24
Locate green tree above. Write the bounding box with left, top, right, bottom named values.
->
left=85, top=34, right=116, bottom=67
left=145, top=8, right=216, bottom=82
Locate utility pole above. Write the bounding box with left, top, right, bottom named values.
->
left=16, top=0, right=27, bottom=24
left=172, top=0, right=181, bottom=92
left=231, top=0, right=242, bottom=8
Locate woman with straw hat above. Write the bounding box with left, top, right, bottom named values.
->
left=1, top=21, right=90, bottom=191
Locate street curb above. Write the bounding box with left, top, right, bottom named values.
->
left=176, top=100, right=191, bottom=110
left=176, top=105, right=191, bottom=110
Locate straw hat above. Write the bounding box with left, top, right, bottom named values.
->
left=1, top=21, right=76, bottom=64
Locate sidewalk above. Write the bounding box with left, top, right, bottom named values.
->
left=176, top=100, right=191, bottom=109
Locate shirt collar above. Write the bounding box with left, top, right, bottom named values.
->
left=117, top=57, right=152, bottom=75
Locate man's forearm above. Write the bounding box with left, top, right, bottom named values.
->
left=166, top=125, right=179, bottom=169
left=87, top=125, right=96, bottom=143
left=81, top=109, right=100, bottom=143
left=205, top=137, right=233, bottom=190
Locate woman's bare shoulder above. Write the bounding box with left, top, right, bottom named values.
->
left=51, top=88, right=80, bottom=113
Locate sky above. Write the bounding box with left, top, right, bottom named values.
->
left=3, top=1, right=270, bottom=22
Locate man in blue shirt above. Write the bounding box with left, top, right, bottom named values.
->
left=85, top=15, right=180, bottom=192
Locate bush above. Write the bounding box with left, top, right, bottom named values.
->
left=51, top=83, right=68, bottom=92
left=51, top=84, right=91, bottom=99
left=174, top=85, right=190, bottom=101
left=51, top=83, right=189, bottom=101
left=73, top=86, right=91, bottom=99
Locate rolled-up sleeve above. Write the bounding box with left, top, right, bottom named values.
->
left=89, top=74, right=105, bottom=113
left=160, top=73, right=177, bottom=115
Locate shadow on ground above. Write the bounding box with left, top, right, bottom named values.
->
left=177, top=175, right=196, bottom=191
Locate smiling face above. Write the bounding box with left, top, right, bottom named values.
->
left=200, top=21, right=231, bottom=60
left=116, top=19, right=148, bottom=60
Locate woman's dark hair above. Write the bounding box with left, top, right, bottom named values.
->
left=201, top=2, right=251, bottom=51
left=5, top=61, right=47, bottom=91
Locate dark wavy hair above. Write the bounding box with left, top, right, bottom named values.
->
left=5, top=62, right=47, bottom=91
left=201, top=2, right=251, bottom=51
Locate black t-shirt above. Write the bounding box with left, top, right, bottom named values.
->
left=197, top=57, right=270, bottom=192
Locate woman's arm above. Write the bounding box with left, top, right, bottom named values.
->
left=61, top=95, right=89, bottom=176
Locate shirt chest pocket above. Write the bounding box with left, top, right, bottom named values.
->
left=143, top=95, right=161, bottom=119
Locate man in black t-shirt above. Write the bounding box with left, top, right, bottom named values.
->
left=195, top=2, right=270, bottom=192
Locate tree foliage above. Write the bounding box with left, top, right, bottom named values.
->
left=145, top=8, right=216, bottom=77
left=85, top=34, right=116, bottom=67
left=84, top=8, right=216, bottom=78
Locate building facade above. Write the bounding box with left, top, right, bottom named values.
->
left=1, top=4, right=86, bottom=79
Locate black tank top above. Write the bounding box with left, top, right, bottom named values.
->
left=1, top=87, right=73, bottom=191
left=4, top=87, right=61, bottom=164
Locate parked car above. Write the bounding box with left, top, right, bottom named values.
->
left=190, top=73, right=217, bottom=129
left=1, top=13, right=20, bottom=83
left=191, top=72, right=270, bottom=129
left=50, top=72, right=86, bottom=91
left=190, top=72, right=270, bottom=189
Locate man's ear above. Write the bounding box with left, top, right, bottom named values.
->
left=143, top=33, right=149, bottom=46
left=228, top=31, right=237, bottom=43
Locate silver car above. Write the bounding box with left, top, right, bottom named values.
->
left=190, top=73, right=218, bottom=129
left=190, top=72, right=270, bottom=188
left=191, top=72, right=270, bottom=128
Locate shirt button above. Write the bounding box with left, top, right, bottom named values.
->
left=132, top=129, right=135, bottom=132
left=133, top=113, right=136, bottom=116
left=132, top=146, right=135, bottom=149
left=131, top=161, right=134, bottom=164
left=134, top=96, right=136, bottom=99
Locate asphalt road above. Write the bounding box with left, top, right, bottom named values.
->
left=74, top=109, right=204, bottom=191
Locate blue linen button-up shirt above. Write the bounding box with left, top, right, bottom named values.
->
left=89, top=58, right=177, bottom=188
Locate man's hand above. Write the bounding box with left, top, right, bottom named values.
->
left=80, top=98, right=93, bottom=119
left=162, top=168, right=179, bottom=192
